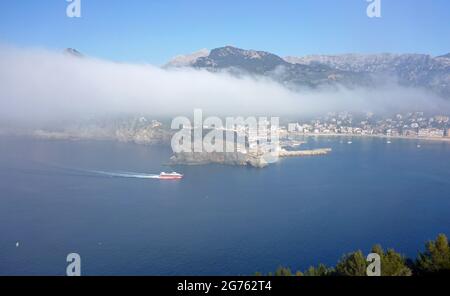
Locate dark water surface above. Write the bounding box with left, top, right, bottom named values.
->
left=1, top=136, right=450, bottom=275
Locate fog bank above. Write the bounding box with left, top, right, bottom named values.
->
left=0, top=45, right=448, bottom=125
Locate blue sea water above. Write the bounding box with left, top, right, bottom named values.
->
left=0, top=136, right=450, bottom=275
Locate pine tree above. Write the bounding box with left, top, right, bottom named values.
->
left=303, top=264, right=334, bottom=276
left=335, top=250, right=367, bottom=276
left=274, top=266, right=293, bottom=276
left=371, top=244, right=412, bottom=276
left=416, top=234, right=450, bottom=274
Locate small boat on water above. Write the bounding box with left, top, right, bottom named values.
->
left=159, top=172, right=183, bottom=180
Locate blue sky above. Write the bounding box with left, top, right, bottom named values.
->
left=0, top=0, right=449, bottom=64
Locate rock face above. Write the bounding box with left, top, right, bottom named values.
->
left=285, top=53, right=450, bottom=97
left=165, top=49, right=210, bottom=67
left=194, top=46, right=289, bottom=73
left=170, top=148, right=332, bottom=168
left=32, top=117, right=173, bottom=145
left=170, top=151, right=268, bottom=168
left=168, top=46, right=450, bottom=97
left=170, top=148, right=334, bottom=168
left=187, top=46, right=370, bottom=89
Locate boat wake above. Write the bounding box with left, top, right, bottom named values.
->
left=35, top=162, right=180, bottom=180
left=89, top=170, right=161, bottom=179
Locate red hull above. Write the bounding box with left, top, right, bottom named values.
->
left=159, top=172, right=183, bottom=180
left=158, top=176, right=183, bottom=180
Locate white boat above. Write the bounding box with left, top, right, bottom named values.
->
left=159, top=172, right=183, bottom=180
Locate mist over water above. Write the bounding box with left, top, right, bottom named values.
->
left=0, top=45, right=449, bottom=127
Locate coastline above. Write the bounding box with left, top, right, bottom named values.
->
left=293, top=133, right=450, bottom=143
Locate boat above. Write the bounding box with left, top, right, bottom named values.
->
left=387, top=140, right=392, bottom=144
left=159, top=172, right=183, bottom=180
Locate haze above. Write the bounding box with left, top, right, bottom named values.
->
left=0, top=45, right=448, bottom=126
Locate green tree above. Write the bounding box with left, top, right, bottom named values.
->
left=335, top=250, right=367, bottom=276
left=274, top=266, right=293, bottom=276
left=371, top=244, right=412, bottom=276
left=303, top=264, right=334, bottom=276
left=416, top=234, right=450, bottom=274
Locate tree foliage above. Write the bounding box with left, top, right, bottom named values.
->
left=371, top=244, right=412, bottom=276
left=416, top=234, right=450, bottom=274
left=261, top=234, right=449, bottom=276
left=335, top=250, right=367, bottom=276
left=303, top=264, right=334, bottom=276
left=274, top=266, right=293, bottom=276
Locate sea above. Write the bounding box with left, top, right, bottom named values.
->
left=0, top=135, right=450, bottom=275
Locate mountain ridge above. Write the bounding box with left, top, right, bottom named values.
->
left=167, top=46, right=450, bottom=98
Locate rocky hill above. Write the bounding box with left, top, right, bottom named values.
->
left=168, top=46, right=450, bottom=97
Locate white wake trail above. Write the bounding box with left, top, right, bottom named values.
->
left=90, top=170, right=160, bottom=179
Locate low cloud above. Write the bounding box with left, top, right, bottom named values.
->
left=0, top=45, right=448, bottom=126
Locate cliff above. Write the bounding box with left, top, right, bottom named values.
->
left=170, top=151, right=269, bottom=168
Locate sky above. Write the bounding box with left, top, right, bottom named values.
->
left=0, top=0, right=449, bottom=65
left=0, top=0, right=449, bottom=125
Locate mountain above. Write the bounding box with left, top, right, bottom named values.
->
left=168, top=46, right=450, bottom=98
left=166, top=49, right=210, bottom=67
left=285, top=53, right=450, bottom=97
left=438, top=53, right=450, bottom=59
left=185, top=46, right=372, bottom=89
left=64, top=48, right=83, bottom=58
left=193, top=46, right=289, bottom=73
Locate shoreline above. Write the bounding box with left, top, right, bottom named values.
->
left=292, top=133, right=450, bottom=143
left=2, top=130, right=450, bottom=144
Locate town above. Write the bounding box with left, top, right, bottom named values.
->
left=284, top=112, right=450, bottom=140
